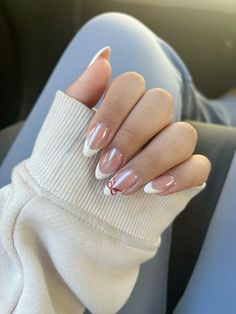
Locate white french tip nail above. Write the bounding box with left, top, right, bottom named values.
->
left=104, top=184, right=112, bottom=196
left=95, top=164, right=111, bottom=180
left=88, top=46, right=111, bottom=67
left=83, top=140, right=100, bottom=157
left=144, top=181, right=160, bottom=194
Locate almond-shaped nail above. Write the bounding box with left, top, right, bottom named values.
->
left=87, top=46, right=111, bottom=68
left=83, top=122, right=110, bottom=157
left=144, top=174, right=176, bottom=194
left=95, top=148, right=123, bottom=180
left=104, top=168, right=138, bottom=196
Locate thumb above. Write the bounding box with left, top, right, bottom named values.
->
left=65, top=46, right=111, bottom=108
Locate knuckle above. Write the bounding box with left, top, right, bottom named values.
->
left=195, top=154, right=212, bottom=179
left=146, top=88, right=173, bottom=117
left=107, top=99, right=126, bottom=115
left=117, top=71, right=146, bottom=90
left=126, top=71, right=145, bottom=85
left=175, top=122, right=198, bottom=145
left=169, top=122, right=198, bottom=158
left=147, top=88, right=173, bottom=103
left=189, top=155, right=211, bottom=185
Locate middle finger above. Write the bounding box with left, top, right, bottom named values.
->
left=96, top=88, right=173, bottom=179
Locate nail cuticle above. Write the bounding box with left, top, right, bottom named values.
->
left=83, top=121, right=110, bottom=157
left=96, top=147, right=123, bottom=180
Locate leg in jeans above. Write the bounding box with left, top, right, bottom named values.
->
left=174, top=152, right=236, bottom=314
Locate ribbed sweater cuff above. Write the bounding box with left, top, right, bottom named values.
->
left=26, top=91, right=205, bottom=247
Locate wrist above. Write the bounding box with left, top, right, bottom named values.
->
left=25, top=91, right=205, bottom=248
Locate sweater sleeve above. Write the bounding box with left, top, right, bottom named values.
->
left=0, top=91, right=205, bottom=314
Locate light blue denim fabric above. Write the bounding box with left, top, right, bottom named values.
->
left=174, top=152, right=236, bottom=314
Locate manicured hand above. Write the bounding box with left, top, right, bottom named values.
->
left=66, top=46, right=211, bottom=196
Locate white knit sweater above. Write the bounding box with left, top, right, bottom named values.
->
left=0, top=91, right=205, bottom=314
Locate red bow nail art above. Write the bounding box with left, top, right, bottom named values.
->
left=106, top=177, right=122, bottom=195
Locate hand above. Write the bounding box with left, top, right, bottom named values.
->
left=66, top=47, right=211, bottom=196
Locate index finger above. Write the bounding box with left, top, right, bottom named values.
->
left=83, top=72, right=145, bottom=157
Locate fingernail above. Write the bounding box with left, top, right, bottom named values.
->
left=104, top=168, right=138, bottom=196
left=83, top=122, right=110, bottom=157
left=95, top=148, right=123, bottom=180
left=144, top=174, right=176, bottom=194
left=87, top=46, right=111, bottom=68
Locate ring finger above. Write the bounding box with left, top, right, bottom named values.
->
left=104, top=122, right=198, bottom=196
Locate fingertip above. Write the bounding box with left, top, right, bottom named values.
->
left=83, top=139, right=100, bottom=157
left=65, top=55, right=111, bottom=108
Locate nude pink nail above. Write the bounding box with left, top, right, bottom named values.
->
left=83, top=122, right=110, bottom=157
left=104, top=168, right=138, bottom=196
left=144, top=174, right=176, bottom=194
left=95, top=148, right=123, bottom=179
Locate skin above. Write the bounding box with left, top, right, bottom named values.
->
left=66, top=53, right=211, bottom=195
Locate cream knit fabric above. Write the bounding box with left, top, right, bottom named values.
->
left=0, top=91, right=205, bottom=314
